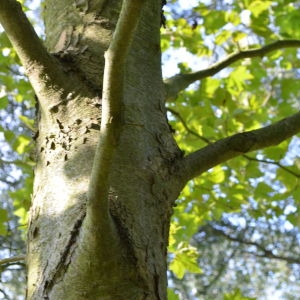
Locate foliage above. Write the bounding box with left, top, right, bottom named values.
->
left=162, top=0, right=300, bottom=297
left=0, top=0, right=300, bottom=298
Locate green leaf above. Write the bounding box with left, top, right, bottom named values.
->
left=4, top=129, right=15, bottom=142
left=13, top=134, right=31, bottom=154
left=0, top=208, right=8, bottom=235
left=227, top=66, right=254, bottom=94
left=225, top=10, right=241, bottom=26
left=207, top=165, right=225, bottom=184
left=203, top=11, right=226, bottom=34
left=277, top=9, right=300, bottom=38
left=0, top=96, right=8, bottom=109
left=254, top=182, right=273, bottom=199
left=263, top=143, right=288, bottom=160
left=169, top=243, right=202, bottom=279
left=276, top=167, right=298, bottom=192
left=223, top=288, right=256, bottom=300
left=19, top=115, right=35, bottom=131
left=215, top=30, right=232, bottom=45
left=248, top=1, right=272, bottom=17
left=167, top=289, right=180, bottom=300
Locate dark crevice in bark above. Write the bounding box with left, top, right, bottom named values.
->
left=43, top=208, right=86, bottom=298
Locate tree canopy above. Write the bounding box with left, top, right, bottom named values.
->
left=0, top=0, right=300, bottom=299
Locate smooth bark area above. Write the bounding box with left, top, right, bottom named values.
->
left=0, top=0, right=300, bottom=299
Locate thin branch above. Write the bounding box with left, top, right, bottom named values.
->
left=0, top=158, right=32, bottom=168
left=164, top=39, right=300, bottom=101
left=0, top=288, right=10, bottom=300
left=0, top=0, right=84, bottom=109
left=0, top=255, right=25, bottom=266
left=87, top=0, right=144, bottom=222
left=199, top=247, right=238, bottom=295
left=244, top=154, right=300, bottom=178
left=180, top=111, right=300, bottom=183
left=210, top=225, right=300, bottom=265
left=167, top=107, right=211, bottom=143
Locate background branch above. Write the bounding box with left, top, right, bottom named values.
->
left=167, top=107, right=210, bottom=143
left=0, top=255, right=25, bottom=266
left=180, top=110, right=300, bottom=182
left=243, top=154, right=300, bottom=178
left=164, top=40, right=300, bottom=101
left=209, top=224, right=300, bottom=264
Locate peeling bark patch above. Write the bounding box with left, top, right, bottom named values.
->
left=90, top=123, right=100, bottom=130
left=42, top=119, right=80, bottom=161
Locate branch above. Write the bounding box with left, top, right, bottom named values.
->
left=180, top=110, right=300, bottom=182
left=209, top=225, right=300, bottom=265
left=164, top=39, right=300, bottom=101
left=0, top=0, right=79, bottom=109
left=167, top=107, right=210, bottom=143
left=0, top=158, right=32, bottom=168
left=0, top=255, right=25, bottom=266
left=199, top=248, right=238, bottom=295
left=244, top=154, right=300, bottom=178
left=87, top=0, right=144, bottom=221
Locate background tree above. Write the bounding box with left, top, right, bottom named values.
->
left=0, top=0, right=299, bottom=299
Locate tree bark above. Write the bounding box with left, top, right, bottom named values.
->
left=1, top=0, right=300, bottom=299
left=23, top=0, right=183, bottom=299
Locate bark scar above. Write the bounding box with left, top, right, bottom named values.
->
left=42, top=209, right=86, bottom=297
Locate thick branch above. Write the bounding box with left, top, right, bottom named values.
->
left=180, top=110, right=300, bottom=182
left=164, top=40, right=300, bottom=101
left=87, top=0, right=144, bottom=221
left=0, top=0, right=77, bottom=108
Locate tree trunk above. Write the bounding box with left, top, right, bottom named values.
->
left=26, top=0, right=183, bottom=299
left=1, top=0, right=300, bottom=298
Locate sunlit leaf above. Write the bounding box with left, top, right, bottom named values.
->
left=13, top=134, right=31, bottom=154
left=169, top=243, right=202, bottom=279
left=248, top=1, right=272, bottom=18
left=207, top=165, right=225, bottom=184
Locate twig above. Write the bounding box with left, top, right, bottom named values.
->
left=0, top=255, right=25, bottom=266
left=244, top=154, right=300, bottom=178
left=167, top=107, right=211, bottom=144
